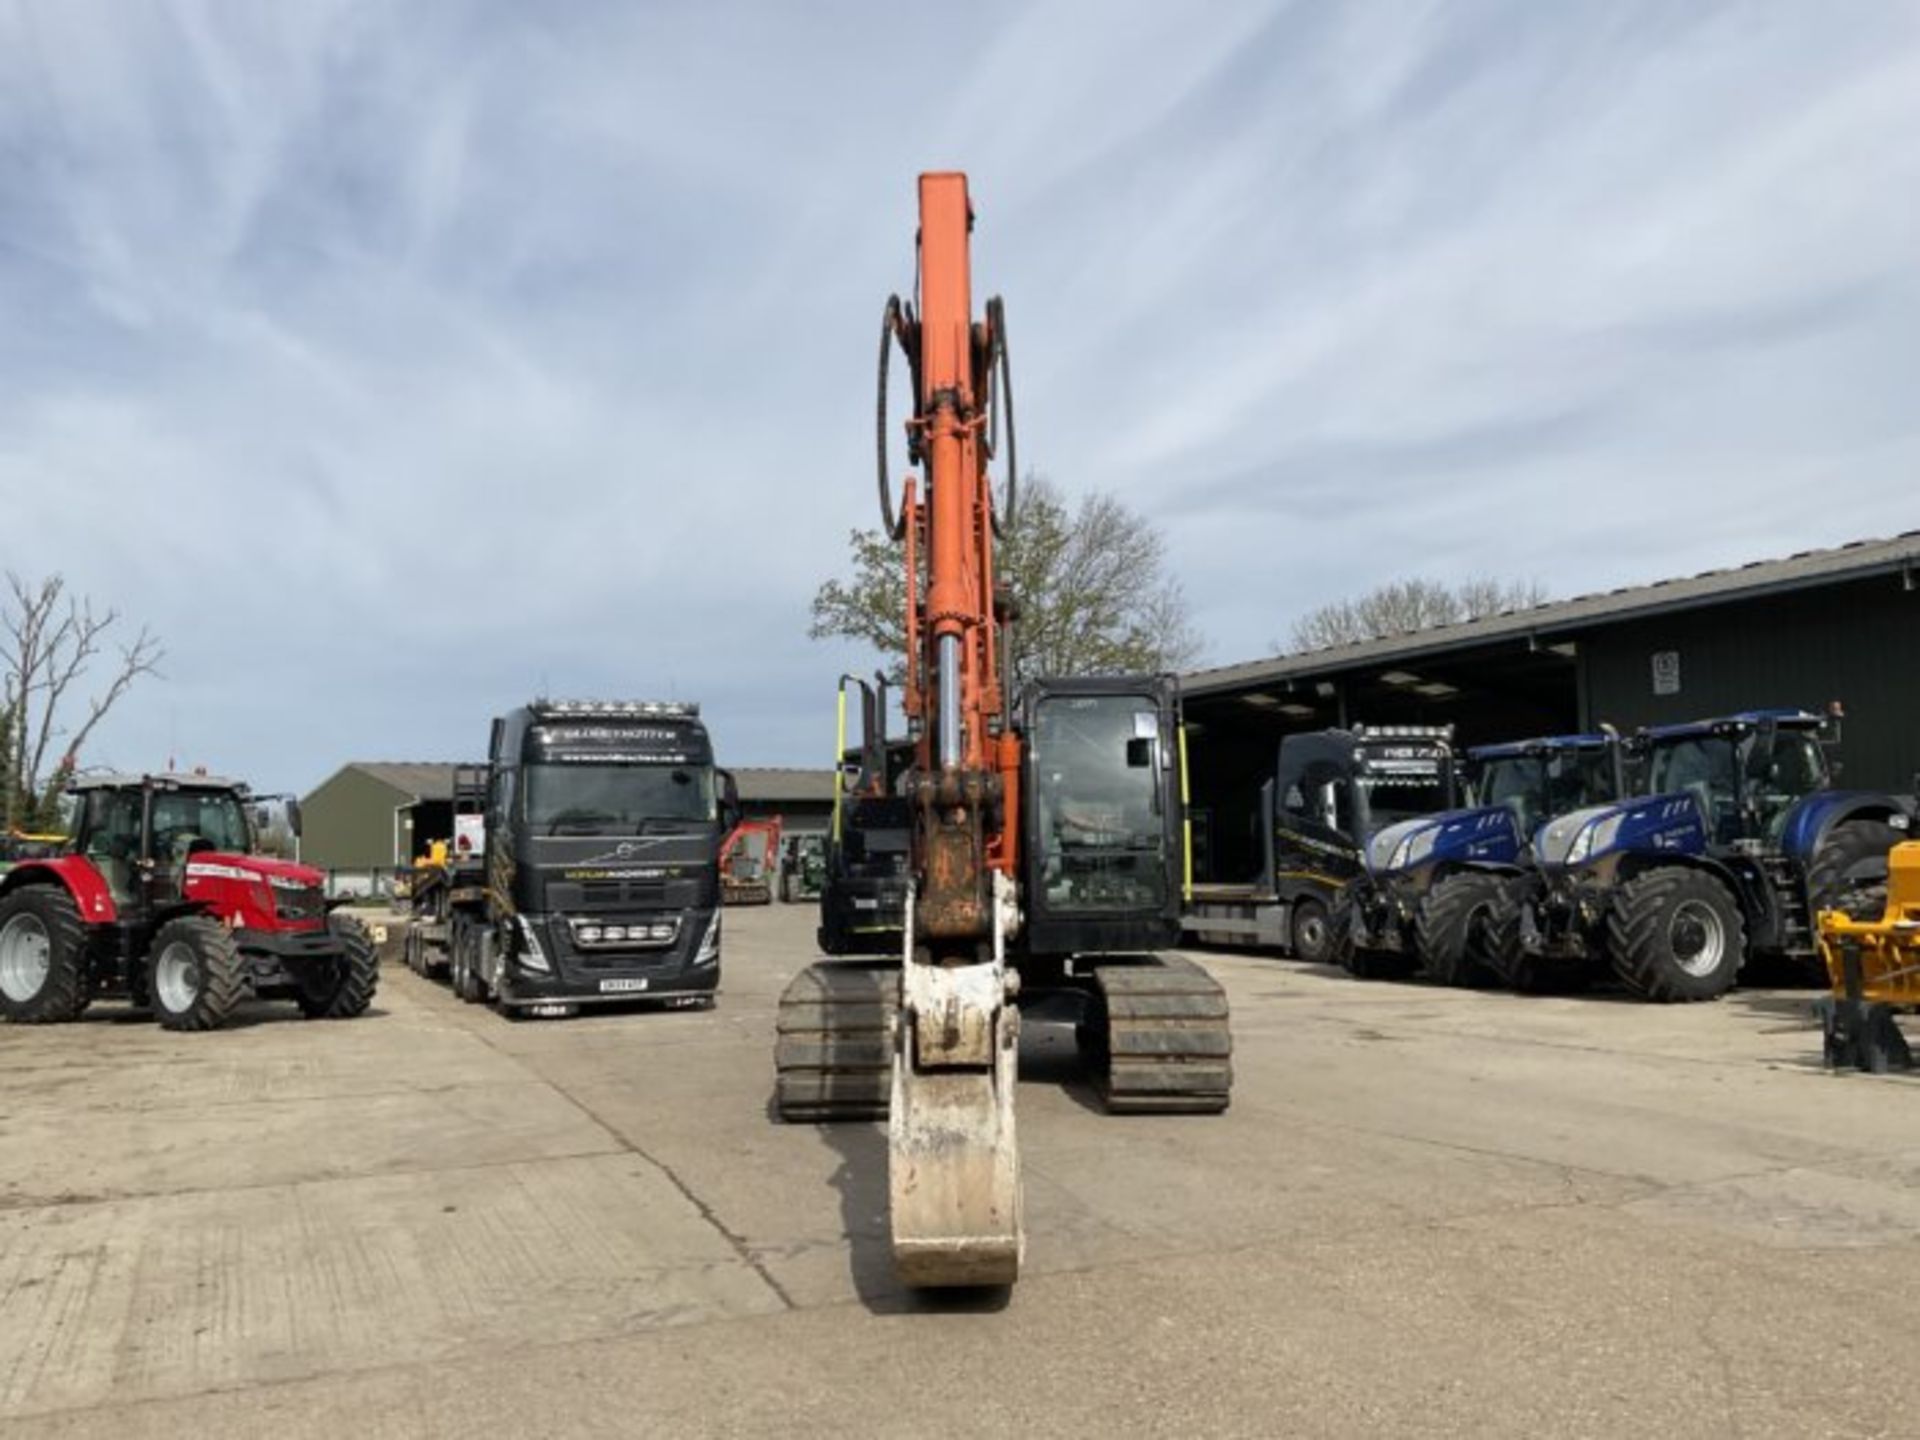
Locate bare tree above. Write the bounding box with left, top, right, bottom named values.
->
left=810, top=474, right=1204, bottom=683
left=1286, top=576, right=1548, bottom=653
left=2, top=574, right=164, bottom=829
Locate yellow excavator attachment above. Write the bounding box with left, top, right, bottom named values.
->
left=1815, top=840, right=1920, bottom=1071
left=887, top=878, right=1024, bottom=1287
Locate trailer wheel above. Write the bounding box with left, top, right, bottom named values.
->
left=148, top=916, right=247, bottom=1031
left=1607, top=867, right=1745, bottom=1002
left=452, top=925, right=486, bottom=1003
left=0, top=886, right=90, bottom=1024
left=1289, top=898, right=1333, bottom=964
left=295, top=915, right=379, bottom=1019
left=1414, top=873, right=1507, bottom=988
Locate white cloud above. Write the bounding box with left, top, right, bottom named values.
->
left=1, top=0, right=1916, bottom=787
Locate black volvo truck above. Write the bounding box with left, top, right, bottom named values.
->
left=453, top=699, right=740, bottom=1017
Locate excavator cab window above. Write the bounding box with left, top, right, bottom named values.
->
left=1030, top=694, right=1168, bottom=915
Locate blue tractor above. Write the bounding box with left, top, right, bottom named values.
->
left=1522, top=709, right=1913, bottom=1001
left=1338, top=732, right=1624, bottom=986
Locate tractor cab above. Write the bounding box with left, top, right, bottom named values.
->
left=1637, top=710, right=1831, bottom=849
left=1469, top=733, right=1626, bottom=849
left=68, top=774, right=261, bottom=913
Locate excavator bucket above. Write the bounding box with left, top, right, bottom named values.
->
left=887, top=885, right=1024, bottom=1287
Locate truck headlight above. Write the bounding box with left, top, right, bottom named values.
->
left=515, top=915, right=552, bottom=973
left=693, top=912, right=720, bottom=967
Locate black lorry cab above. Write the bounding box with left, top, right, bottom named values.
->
left=476, top=699, right=736, bottom=1013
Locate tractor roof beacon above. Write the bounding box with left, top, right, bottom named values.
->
left=0, top=773, right=376, bottom=1031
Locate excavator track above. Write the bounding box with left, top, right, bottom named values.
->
left=1086, top=954, right=1233, bottom=1114
left=774, top=960, right=899, bottom=1122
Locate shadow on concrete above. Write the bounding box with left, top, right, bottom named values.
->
left=68, top=1001, right=395, bottom=1030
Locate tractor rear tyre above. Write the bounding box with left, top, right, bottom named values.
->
left=148, top=916, right=248, bottom=1031
left=1807, top=820, right=1903, bottom=919
left=1414, top=873, right=1507, bottom=988
left=1607, top=867, right=1745, bottom=1003
left=1290, top=897, right=1334, bottom=965
left=0, top=886, right=90, bottom=1024
left=296, top=914, right=380, bottom=1019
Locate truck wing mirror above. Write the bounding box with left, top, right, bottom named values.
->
left=286, top=800, right=303, bottom=839
left=717, top=769, right=743, bottom=831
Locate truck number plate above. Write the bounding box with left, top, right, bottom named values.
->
left=599, top=978, right=650, bottom=994
left=852, top=898, right=878, bottom=911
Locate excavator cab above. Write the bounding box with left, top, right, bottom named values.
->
left=1020, top=674, right=1185, bottom=960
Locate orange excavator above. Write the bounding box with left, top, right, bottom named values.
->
left=775, top=173, right=1232, bottom=1288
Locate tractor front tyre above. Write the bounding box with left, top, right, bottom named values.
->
left=1606, top=868, right=1746, bottom=1003
left=1333, top=884, right=1418, bottom=981
left=1325, top=887, right=1356, bottom=972
left=148, top=917, right=248, bottom=1031
left=0, top=886, right=90, bottom=1024
left=296, top=915, right=380, bottom=1020
left=1414, top=873, right=1508, bottom=988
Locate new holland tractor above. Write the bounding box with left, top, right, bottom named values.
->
left=0, top=772, right=377, bottom=1030
left=1522, top=709, right=1912, bottom=1001
left=1338, top=732, right=1624, bottom=985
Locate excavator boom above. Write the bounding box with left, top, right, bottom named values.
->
left=886, top=173, right=1022, bottom=1286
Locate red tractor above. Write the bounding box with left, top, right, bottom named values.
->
left=0, top=773, right=378, bottom=1031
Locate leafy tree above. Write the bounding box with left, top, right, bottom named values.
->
left=1286, top=577, right=1548, bottom=653
left=809, top=474, right=1203, bottom=683
left=2, top=574, right=163, bottom=830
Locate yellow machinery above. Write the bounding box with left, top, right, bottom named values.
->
left=1815, top=841, right=1920, bottom=1071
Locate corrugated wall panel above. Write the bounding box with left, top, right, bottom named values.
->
left=1581, top=575, right=1920, bottom=793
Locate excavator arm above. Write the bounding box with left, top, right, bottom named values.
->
left=885, top=172, right=1024, bottom=1286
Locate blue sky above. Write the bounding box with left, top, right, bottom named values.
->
left=3, top=1, right=1916, bottom=791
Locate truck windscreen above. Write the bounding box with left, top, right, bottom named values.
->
left=525, top=763, right=716, bottom=834
left=1355, top=745, right=1449, bottom=830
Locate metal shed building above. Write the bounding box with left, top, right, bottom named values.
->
left=1180, top=531, right=1920, bottom=883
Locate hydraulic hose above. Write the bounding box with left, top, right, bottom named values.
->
left=877, top=294, right=905, bottom=540
left=987, top=295, right=1016, bottom=536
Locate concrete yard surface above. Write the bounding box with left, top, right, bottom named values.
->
left=3, top=905, right=1920, bottom=1437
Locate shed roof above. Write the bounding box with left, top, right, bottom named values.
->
left=1184, top=530, right=1920, bottom=698
left=338, top=763, right=464, bottom=802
